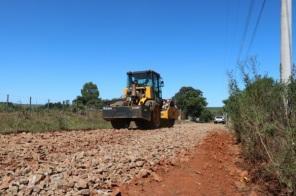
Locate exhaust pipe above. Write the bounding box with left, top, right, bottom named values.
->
left=131, top=83, right=137, bottom=97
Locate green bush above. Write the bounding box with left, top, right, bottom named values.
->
left=199, top=109, right=214, bottom=122
left=207, top=107, right=223, bottom=117
left=173, top=86, right=208, bottom=119
left=224, top=71, right=296, bottom=194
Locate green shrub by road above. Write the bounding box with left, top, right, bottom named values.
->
left=224, top=73, right=296, bottom=194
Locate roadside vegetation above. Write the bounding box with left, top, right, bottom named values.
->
left=224, top=59, right=296, bottom=194
left=173, top=87, right=213, bottom=122
left=0, top=109, right=110, bottom=134
left=207, top=107, right=224, bottom=117
left=0, top=82, right=111, bottom=134
left=0, top=82, right=216, bottom=133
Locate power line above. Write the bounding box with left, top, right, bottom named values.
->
left=224, top=0, right=242, bottom=69
left=237, top=0, right=255, bottom=62
left=245, top=0, right=267, bottom=56
left=224, top=0, right=233, bottom=68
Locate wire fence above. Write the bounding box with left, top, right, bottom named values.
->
left=0, top=93, right=70, bottom=105
left=0, top=93, right=78, bottom=113
left=0, top=94, right=111, bottom=133
left=0, top=93, right=108, bottom=115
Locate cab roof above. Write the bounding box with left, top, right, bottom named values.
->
left=127, top=70, right=161, bottom=78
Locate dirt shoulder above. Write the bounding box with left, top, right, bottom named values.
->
left=119, top=131, right=263, bottom=196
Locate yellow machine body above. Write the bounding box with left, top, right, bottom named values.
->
left=161, top=107, right=179, bottom=120
left=104, top=70, right=179, bottom=129
left=124, top=85, right=178, bottom=120
left=124, top=86, right=154, bottom=106
left=139, top=86, right=153, bottom=105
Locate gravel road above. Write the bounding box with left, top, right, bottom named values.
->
left=0, top=123, right=226, bottom=195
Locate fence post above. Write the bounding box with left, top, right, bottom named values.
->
left=6, top=94, right=9, bottom=105
left=29, top=96, right=32, bottom=111
left=6, top=94, right=9, bottom=112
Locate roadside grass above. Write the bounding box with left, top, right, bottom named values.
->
left=0, top=110, right=111, bottom=134
left=224, top=70, right=296, bottom=194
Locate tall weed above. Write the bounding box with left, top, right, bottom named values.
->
left=224, top=59, right=296, bottom=193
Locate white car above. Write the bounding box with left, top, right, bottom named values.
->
left=214, top=116, right=225, bottom=124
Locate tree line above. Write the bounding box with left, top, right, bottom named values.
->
left=1, top=80, right=216, bottom=122
left=69, top=82, right=215, bottom=122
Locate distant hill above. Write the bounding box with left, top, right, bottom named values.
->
left=207, top=107, right=223, bottom=116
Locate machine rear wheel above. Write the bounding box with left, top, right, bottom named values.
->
left=167, top=119, right=175, bottom=128
left=111, top=119, right=130, bottom=129
left=160, top=119, right=175, bottom=128
left=135, top=106, right=160, bottom=130
left=151, top=106, right=161, bottom=129
left=135, top=119, right=149, bottom=130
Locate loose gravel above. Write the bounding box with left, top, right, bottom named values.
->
left=0, top=123, right=225, bottom=195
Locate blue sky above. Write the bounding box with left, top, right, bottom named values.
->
left=0, top=0, right=293, bottom=106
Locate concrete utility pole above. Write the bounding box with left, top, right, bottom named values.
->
left=281, top=0, right=293, bottom=83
